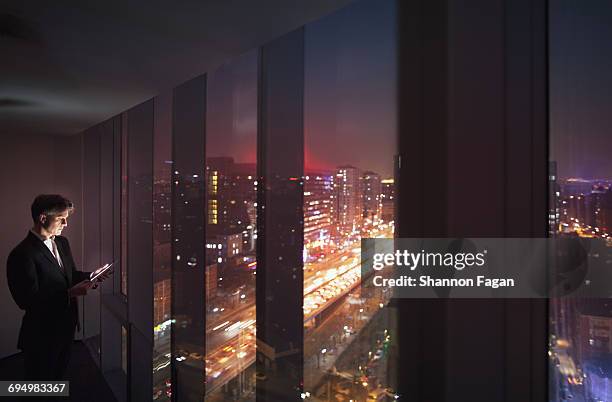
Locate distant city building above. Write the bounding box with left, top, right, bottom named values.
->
left=579, top=314, right=612, bottom=362
left=559, top=186, right=612, bottom=234
left=335, top=165, right=363, bottom=236
left=593, top=189, right=612, bottom=233
left=565, top=194, right=590, bottom=225
left=381, top=178, right=395, bottom=223
left=233, top=163, right=257, bottom=252
left=206, top=232, right=243, bottom=264
left=233, top=162, right=257, bottom=197
left=154, top=278, right=171, bottom=325
left=304, top=172, right=334, bottom=258
left=206, top=157, right=233, bottom=226
left=206, top=157, right=256, bottom=254
left=154, top=243, right=171, bottom=271
left=243, top=200, right=257, bottom=252
left=206, top=157, right=252, bottom=229
left=562, top=178, right=594, bottom=197
left=362, top=171, right=382, bottom=226
left=205, top=263, right=218, bottom=301
left=549, top=161, right=560, bottom=234
left=154, top=178, right=172, bottom=242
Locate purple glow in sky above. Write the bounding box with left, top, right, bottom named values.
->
left=205, top=0, right=397, bottom=178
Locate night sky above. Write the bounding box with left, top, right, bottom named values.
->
left=206, top=49, right=258, bottom=164
left=551, top=0, right=612, bottom=180
left=193, top=7, right=612, bottom=201
left=13, top=0, right=607, bottom=183
left=304, top=0, right=396, bottom=178
left=203, top=0, right=612, bottom=182
left=205, top=0, right=397, bottom=178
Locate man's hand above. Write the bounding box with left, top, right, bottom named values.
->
left=90, top=271, right=112, bottom=289
left=96, top=270, right=112, bottom=281
left=90, top=263, right=113, bottom=283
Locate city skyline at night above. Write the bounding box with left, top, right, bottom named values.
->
left=1, top=0, right=581, bottom=401
left=186, top=2, right=398, bottom=397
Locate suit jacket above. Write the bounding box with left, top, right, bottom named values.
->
left=6, top=232, right=89, bottom=350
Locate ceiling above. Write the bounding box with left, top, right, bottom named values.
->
left=0, top=0, right=354, bottom=136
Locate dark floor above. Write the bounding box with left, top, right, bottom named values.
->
left=0, top=341, right=117, bottom=402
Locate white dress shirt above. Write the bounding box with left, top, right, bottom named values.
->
left=30, top=229, right=96, bottom=280
left=30, top=229, right=63, bottom=268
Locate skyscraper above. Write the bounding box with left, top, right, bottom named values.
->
left=304, top=172, right=334, bottom=259
left=206, top=157, right=254, bottom=262
left=233, top=163, right=258, bottom=252
left=362, top=170, right=382, bottom=226
left=549, top=161, right=560, bottom=234
left=335, top=165, right=362, bottom=236
left=381, top=178, right=395, bottom=223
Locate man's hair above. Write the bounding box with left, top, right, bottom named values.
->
left=31, top=194, right=74, bottom=224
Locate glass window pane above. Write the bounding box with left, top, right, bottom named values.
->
left=153, top=92, right=173, bottom=401
left=255, top=28, right=306, bottom=401
left=122, top=325, right=128, bottom=375
left=205, top=49, right=258, bottom=400
left=549, top=2, right=612, bottom=401
left=303, top=0, right=398, bottom=399
left=82, top=123, right=102, bottom=350
left=172, top=75, right=207, bottom=401
left=125, top=100, right=155, bottom=401
left=121, top=112, right=129, bottom=297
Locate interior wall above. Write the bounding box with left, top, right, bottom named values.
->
left=0, top=132, right=83, bottom=359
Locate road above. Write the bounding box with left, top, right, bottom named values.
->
left=154, top=222, right=395, bottom=399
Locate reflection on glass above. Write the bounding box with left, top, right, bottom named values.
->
left=205, top=50, right=258, bottom=401
left=255, top=28, right=305, bottom=401
left=122, top=325, right=128, bottom=375
left=549, top=2, right=612, bottom=401
left=121, top=113, right=128, bottom=297
left=303, top=0, right=397, bottom=400
left=153, top=93, right=173, bottom=401
left=172, top=75, right=207, bottom=401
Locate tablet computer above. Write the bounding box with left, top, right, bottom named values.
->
left=91, top=262, right=114, bottom=282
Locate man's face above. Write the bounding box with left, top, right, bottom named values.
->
left=42, top=210, right=69, bottom=237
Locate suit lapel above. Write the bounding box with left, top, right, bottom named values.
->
left=26, top=232, right=68, bottom=282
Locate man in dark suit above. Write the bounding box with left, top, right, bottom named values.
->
left=6, top=194, right=109, bottom=380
